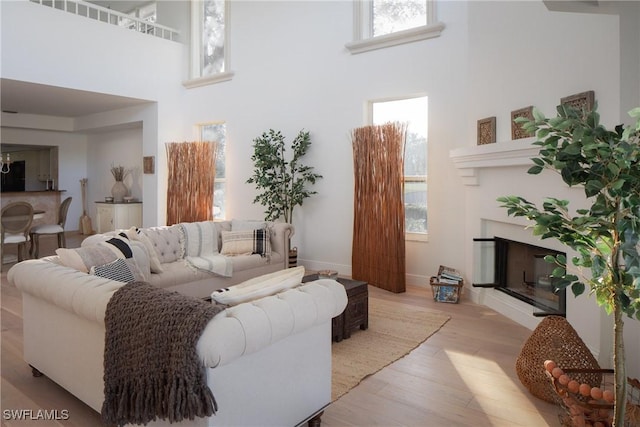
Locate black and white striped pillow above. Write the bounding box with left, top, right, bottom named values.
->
left=90, top=258, right=136, bottom=283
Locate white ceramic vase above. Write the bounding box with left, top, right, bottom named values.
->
left=111, top=181, right=128, bottom=203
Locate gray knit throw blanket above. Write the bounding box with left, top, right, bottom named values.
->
left=101, top=281, right=227, bottom=426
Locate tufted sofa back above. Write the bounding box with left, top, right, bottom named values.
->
left=140, top=225, right=183, bottom=263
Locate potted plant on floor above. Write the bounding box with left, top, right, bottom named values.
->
left=247, top=129, right=323, bottom=266
left=498, top=104, right=640, bottom=426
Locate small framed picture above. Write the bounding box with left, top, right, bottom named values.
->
left=477, top=116, right=496, bottom=145
left=560, top=90, right=595, bottom=116
left=511, top=106, right=534, bottom=140
left=143, top=156, right=155, bottom=174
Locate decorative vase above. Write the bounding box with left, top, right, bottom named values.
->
left=111, top=180, right=128, bottom=203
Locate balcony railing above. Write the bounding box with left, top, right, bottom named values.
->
left=30, top=0, right=180, bottom=41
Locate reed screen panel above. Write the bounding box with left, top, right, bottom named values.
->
left=351, top=122, right=406, bottom=293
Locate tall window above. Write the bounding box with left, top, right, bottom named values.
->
left=187, top=0, right=233, bottom=86
left=371, top=96, right=428, bottom=236
left=372, top=0, right=427, bottom=37
left=200, top=122, right=226, bottom=219
left=347, top=0, right=444, bottom=54
left=202, top=0, right=225, bottom=75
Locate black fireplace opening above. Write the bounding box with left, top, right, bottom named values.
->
left=473, top=237, right=566, bottom=317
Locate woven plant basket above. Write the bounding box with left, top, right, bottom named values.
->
left=546, top=367, right=640, bottom=427
left=516, top=315, right=600, bottom=403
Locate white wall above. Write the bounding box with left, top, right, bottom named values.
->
left=86, top=127, right=143, bottom=215
left=76, top=104, right=159, bottom=228
left=0, top=1, right=184, bottom=104
left=173, top=0, right=469, bottom=281
left=460, top=1, right=639, bottom=378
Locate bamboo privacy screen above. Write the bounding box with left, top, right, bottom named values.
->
left=165, top=141, right=217, bottom=225
left=351, top=122, right=407, bottom=293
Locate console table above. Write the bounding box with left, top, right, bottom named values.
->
left=303, top=274, right=368, bottom=342
left=95, top=202, right=142, bottom=233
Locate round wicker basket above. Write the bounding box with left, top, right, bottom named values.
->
left=516, top=315, right=600, bottom=403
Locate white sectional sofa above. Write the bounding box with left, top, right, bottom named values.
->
left=8, top=258, right=347, bottom=426
left=81, top=219, right=295, bottom=299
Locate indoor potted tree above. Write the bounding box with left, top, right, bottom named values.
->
left=246, top=129, right=322, bottom=266
left=498, top=104, right=640, bottom=426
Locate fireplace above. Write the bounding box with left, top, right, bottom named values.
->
left=473, top=237, right=566, bottom=316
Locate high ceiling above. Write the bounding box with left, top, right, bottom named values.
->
left=0, top=79, right=152, bottom=118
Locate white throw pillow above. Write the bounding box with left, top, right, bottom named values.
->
left=211, top=266, right=305, bottom=306
left=180, top=221, right=219, bottom=256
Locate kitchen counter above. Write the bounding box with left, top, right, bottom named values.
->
left=1, top=191, right=68, bottom=226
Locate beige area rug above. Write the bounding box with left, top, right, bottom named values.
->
left=331, top=298, right=451, bottom=401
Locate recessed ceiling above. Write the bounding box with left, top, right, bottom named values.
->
left=1, top=78, right=153, bottom=118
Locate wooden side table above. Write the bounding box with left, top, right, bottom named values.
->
left=340, top=279, right=368, bottom=339
left=303, top=274, right=368, bottom=342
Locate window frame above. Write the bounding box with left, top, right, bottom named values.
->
left=369, top=95, right=428, bottom=242
left=346, top=0, right=445, bottom=55
left=184, top=0, right=234, bottom=88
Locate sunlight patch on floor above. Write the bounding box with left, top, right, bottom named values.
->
left=444, top=349, right=545, bottom=420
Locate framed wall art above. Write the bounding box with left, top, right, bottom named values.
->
left=477, top=116, right=496, bottom=145
left=511, top=106, right=534, bottom=140
left=560, top=90, right=595, bottom=116
left=143, top=156, right=155, bottom=174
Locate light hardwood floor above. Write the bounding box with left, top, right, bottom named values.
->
left=1, top=232, right=559, bottom=426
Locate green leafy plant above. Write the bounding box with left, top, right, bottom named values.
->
left=498, top=104, right=640, bottom=426
left=247, top=129, right=322, bottom=224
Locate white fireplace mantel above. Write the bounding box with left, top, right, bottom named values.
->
left=449, top=137, right=538, bottom=185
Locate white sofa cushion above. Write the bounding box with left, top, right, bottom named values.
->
left=140, top=225, right=182, bottom=263
left=211, top=266, right=304, bottom=305
left=8, top=259, right=124, bottom=325
left=198, top=279, right=348, bottom=368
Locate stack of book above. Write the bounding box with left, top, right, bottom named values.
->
left=438, top=267, right=463, bottom=285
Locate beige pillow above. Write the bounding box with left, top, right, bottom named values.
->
left=124, top=227, right=164, bottom=273
left=56, top=236, right=145, bottom=282
left=211, top=266, right=305, bottom=306
left=220, top=229, right=271, bottom=257
left=57, top=245, right=117, bottom=273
